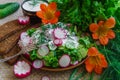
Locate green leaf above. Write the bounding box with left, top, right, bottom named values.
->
left=27, top=28, right=36, bottom=36
left=69, top=68, right=79, bottom=80
left=29, top=49, right=37, bottom=60
left=43, top=55, right=59, bottom=68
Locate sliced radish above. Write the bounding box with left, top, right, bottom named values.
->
left=41, top=76, right=50, bottom=80
left=37, top=45, right=49, bottom=57
left=53, top=28, right=67, bottom=39
left=70, top=61, right=79, bottom=66
left=53, top=39, right=63, bottom=46
left=66, top=23, right=71, bottom=27
left=23, top=53, right=30, bottom=59
left=20, top=32, right=32, bottom=46
left=18, top=16, right=30, bottom=25
left=32, top=60, right=44, bottom=69
left=20, top=32, right=28, bottom=40
left=59, top=54, right=71, bottom=67
left=14, top=61, right=31, bottom=78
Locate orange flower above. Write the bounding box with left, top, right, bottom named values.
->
left=85, top=47, right=108, bottom=74
left=89, top=17, right=116, bottom=45
left=36, top=2, right=60, bottom=24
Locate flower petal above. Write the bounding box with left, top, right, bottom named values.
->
left=99, top=36, right=109, bottom=45
left=36, top=11, right=44, bottom=19
left=98, top=21, right=104, bottom=27
left=92, top=33, right=99, bottom=39
left=107, top=30, right=115, bottom=39
left=94, top=65, right=103, bottom=74
left=48, top=2, right=57, bottom=11
left=40, top=4, right=47, bottom=12
left=104, top=17, right=116, bottom=28
left=55, top=11, right=60, bottom=17
left=88, top=47, right=99, bottom=56
left=85, top=59, right=95, bottom=73
left=42, top=19, right=49, bottom=24
left=89, top=23, right=99, bottom=33
left=98, top=54, right=108, bottom=68
left=49, top=17, right=58, bottom=24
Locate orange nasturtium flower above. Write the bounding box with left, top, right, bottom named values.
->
left=89, top=17, right=116, bottom=45
left=36, top=2, right=60, bottom=24
left=85, top=47, right=108, bottom=74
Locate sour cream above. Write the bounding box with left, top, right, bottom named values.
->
left=22, top=1, right=47, bottom=12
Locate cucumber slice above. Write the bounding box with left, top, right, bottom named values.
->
left=37, top=45, right=49, bottom=58
left=65, top=40, right=79, bottom=49
left=48, top=41, right=57, bottom=50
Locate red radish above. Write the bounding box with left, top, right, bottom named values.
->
left=53, top=28, right=67, bottom=39
left=20, top=32, right=28, bottom=40
left=32, top=60, right=44, bottom=69
left=41, top=76, right=50, bottom=80
left=18, top=16, right=30, bottom=25
left=23, top=53, right=30, bottom=59
left=66, top=23, right=71, bottom=27
left=37, top=45, right=49, bottom=57
left=53, top=39, right=63, bottom=46
left=20, top=32, right=32, bottom=46
left=14, top=61, right=31, bottom=78
left=59, top=54, right=71, bottom=67
left=70, top=61, right=79, bottom=66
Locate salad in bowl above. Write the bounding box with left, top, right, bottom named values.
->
left=18, top=22, right=90, bottom=70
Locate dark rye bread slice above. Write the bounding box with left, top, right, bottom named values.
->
left=0, top=25, right=31, bottom=55
left=0, top=20, right=28, bottom=42
left=2, top=45, right=20, bottom=65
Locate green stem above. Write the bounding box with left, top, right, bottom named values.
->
left=75, top=69, right=87, bottom=80
left=103, top=46, right=120, bottom=74
left=89, top=72, right=94, bottom=80
left=69, top=68, right=79, bottom=80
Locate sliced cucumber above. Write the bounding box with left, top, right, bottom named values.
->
left=37, top=45, right=49, bottom=58
left=65, top=40, right=79, bottom=49
left=48, top=41, right=57, bottom=50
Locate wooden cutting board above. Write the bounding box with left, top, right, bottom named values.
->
left=0, top=20, right=40, bottom=65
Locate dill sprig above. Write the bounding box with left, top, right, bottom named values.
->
left=25, top=0, right=47, bottom=7
left=29, top=0, right=41, bottom=6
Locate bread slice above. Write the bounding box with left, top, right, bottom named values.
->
left=2, top=45, right=20, bottom=65
left=0, top=32, right=19, bottom=55
left=0, top=20, right=28, bottom=42
left=0, top=25, right=31, bottom=55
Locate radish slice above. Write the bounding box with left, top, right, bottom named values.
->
left=20, top=32, right=28, bottom=40
left=53, top=39, right=63, bottom=46
left=59, top=54, right=71, bottom=67
left=70, top=61, right=79, bottom=66
left=32, top=60, right=43, bottom=69
left=14, top=61, right=31, bottom=78
left=41, top=76, right=50, bottom=80
left=18, top=16, right=30, bottom=25
left=20, top=32, right=32, bottom=46
left=37, top=45, right=49, bottom=57
left=66, top=23, right=71, bottom=27
left=53, top=28, right=67, bottom=39
left=23, top=53, right=30, bottom=59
